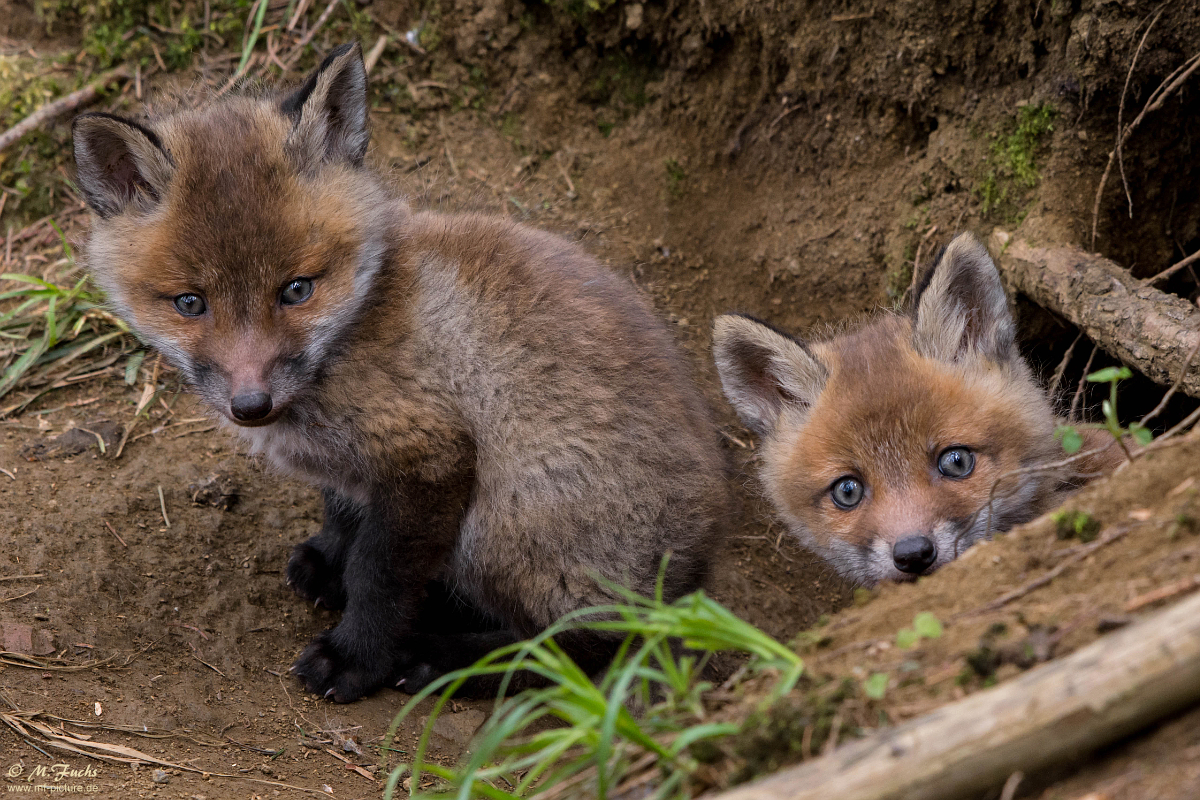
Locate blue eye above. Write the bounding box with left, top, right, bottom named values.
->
left=280, top=278, right=314, bottom=305
left=938, top=447, right=975, bottom=478
left=173, top=293, right=206, bottom=316
left=830, top=477, right=864, bottom=509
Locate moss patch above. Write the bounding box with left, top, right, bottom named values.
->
left=977, top=103, right=1057, bottom=221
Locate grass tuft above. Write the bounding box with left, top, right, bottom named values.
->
left=0, top=224, right=134, bottom=413
left=382, top=571, right=803, bottom=800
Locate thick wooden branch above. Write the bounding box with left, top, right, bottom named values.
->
left=714, top=591, right=1200, bottom=800
left=989, top=230, right=1200, bottom=398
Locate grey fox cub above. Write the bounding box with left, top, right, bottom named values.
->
left=73, top=43, right=729, bottom=701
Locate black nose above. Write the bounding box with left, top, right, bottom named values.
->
left=893, top=536, right=937, bottom=574
left=230, top=391, right=273, bottom=421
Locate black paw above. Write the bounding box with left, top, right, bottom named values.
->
left=286, top=541, right=346, bottom=610
left=291, top=630, right=391, bottom=703
left=394, top=662, right=444, bottom=695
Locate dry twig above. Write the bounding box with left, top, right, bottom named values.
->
left=1125, top=575, right=1200, bottom=612
left=958, top=524, right=1136, bottom=618
left=1091, top=36, right=1200, bottom=246
left=0, top=68, right=129, bottom=153
left=1049, top=331, right=1083, bottom=399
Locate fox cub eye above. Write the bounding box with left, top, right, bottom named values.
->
left=280, top=278, right=314, bottom=306
left=938, top=447, right=975, bottom=479
left=173, top=294, right=207, bottom=316
left=830, top=476, right=864, bottom=509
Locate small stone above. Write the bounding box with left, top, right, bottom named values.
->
left=426, top=708, right=488, bottom=750
left=151, top=769, right=170, bottom=784
left=625, top=3, right=644, bottom=30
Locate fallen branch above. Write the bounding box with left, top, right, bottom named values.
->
left=0, top=68, right=129, bottom=153
left=992, top=231, right=1200, bottom=398
left=714, top=590, right=1200, bottom=800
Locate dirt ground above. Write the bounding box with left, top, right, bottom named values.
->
left=2, top=0, right=1200, bottom=797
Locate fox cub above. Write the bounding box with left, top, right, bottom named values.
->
left=714, top=234, right=1112, bottom=586
left=73, top=43, right=729, bottom=701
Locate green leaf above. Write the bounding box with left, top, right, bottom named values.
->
left=896, top=628, right=920, bottom=649
left=1129, top=423, right=1153, bottom=446
left=1055, top=425, right=1083, bottom=455
left=863, top=672, right=888, bottom=700
left=913, top=611, right=943, bottom=640
left=1087, top=366, right=1132, bottom=383
left=124, top=351, right=146, bottom=386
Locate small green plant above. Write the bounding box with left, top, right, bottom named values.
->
left=895, top=611, right=944, bottom=650
left=862, top=672, right=888, bottom=700
left=0, top=235, right=134, bottom=407
left=665, top=158, right=686, bottom=198
left=382, top=571, right=803, bottom=800
left=1055, top=366, right=1151, bottom=459
left=977, top=104, right=1057, bottom=220
left=1050, top=508, right=1100, bottom=542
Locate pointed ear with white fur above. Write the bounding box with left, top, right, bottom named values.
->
left=712, top=314, right=828, bottom=436
left=281, top=42, right=369, bottom=167
left=72, top=113, right=174, bottom=218
left=910, top=233, right=1017, bottom=364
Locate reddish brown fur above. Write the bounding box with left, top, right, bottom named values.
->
left=769, top=315, right=1057, bottom=557
left=714, top=233, right=1108, bottom=585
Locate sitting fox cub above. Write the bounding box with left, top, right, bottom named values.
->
left=73, top=43, right=729, bottom=701
left=714, top=234, right=1113, bottom=586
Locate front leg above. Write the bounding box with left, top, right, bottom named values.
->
left=286, top=488, right=361, bottom=610
left=291, top=476, right=470, bottom=702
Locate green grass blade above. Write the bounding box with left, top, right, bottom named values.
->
left=237, top=0, right=270, bottom=74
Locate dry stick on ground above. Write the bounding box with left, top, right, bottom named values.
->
left=992, top=231, right=1200, bottom=399
left=956, top=524, right=1136, bottom=619
left=1125, top=575, right=1200, bottom=612
left=102, top=520, right=127, bottom=548
left=1090, top=46, right=1200, bottom=247
left=0, top=67, right=129, bottom=154
left=714, top=590, right=1200, bottom=800
left=2, top=709, right=329, bottom=796
left=284, top=0, right=341, bottom=66
left=0, top=587, right=38, bottom=603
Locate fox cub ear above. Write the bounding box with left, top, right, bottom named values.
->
left=281, top=41, right=369, bottom=167
left=910, top=233, right=1017, bottom=365
left=72, top=113, right=174, bottom=218
left=712, top=314, right=828, bottom=437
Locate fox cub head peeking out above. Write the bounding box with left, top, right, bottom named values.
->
left=714, top=234, right=1073, bottom=586
left=71, top=44, right=386, bottom=428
